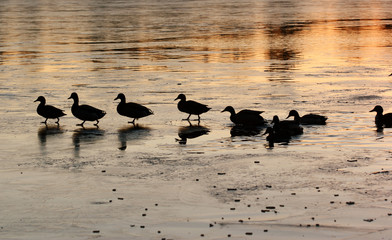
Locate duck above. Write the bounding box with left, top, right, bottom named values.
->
left=286, top=110, right=327, bottom=125
left=114, top=93, right=153, bottom=125
left=174, top=94, right=211, bottom=121
left=34, top=96, right=66, bottom=124
left=68, top=92, right=106, bottom=127
left=221, top=106, right=266, bottom=126
left=370, top=105, right=392, bottom=128
left=272, top=115, right=303, bottom=136
left=263, top=127, right=290, bottom=148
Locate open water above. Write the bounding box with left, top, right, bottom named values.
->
left=1, top=0, right=392, bottom=239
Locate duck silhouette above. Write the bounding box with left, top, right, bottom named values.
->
left=34, top=96, right=66, bottom=124
left=286, top=110, right=327, bottom=125
left=221, top=106, right=266, bottom=126
left=370, top=105, right=392, bottom=128
left=174, top=94, right=210, bottom=121
left=272, top=115, right=303, bottom=136
left=114, top=93, right=153, bottom=125
left=68, top=92, right=106, bottom=127
left=263, top=127, right=290, bottom=148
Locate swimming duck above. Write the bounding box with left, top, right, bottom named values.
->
left=221, top=106, right=266, bottom=126
left=370, top=105, right=392, bottom=128
left=287, top=110, right=327, bottom=125
left=174, top=94, right=211, bottom=121
left=114, top=93, right=153, bottom=125
left=68, top=92, right=106, bottom=127
left=263, top=127, right=290, bottom=147
left=272, top=115, right=303, bottom=136
left=34, top=96, right=66, bottom=124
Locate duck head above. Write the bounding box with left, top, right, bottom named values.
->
left=114, top=93, right=126, bottom=102
left=370, top=105, right=383, bottom=114
left=34, top=96, right=46, bottom=104
left=174, top=94, right=186, bottom=101
left=221, top=106, right=235, bottom=114
left=287, top=110, right=300, bottom=119
left=68, top=92, right=79, bottom=100
left=272, top=115, right=280, bottom=124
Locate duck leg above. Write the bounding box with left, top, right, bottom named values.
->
left=77, top=121, right=85, bottom=127
left=41, top=118, right=48, bottom=125
left=183, top=114, right=192, bottom=121
left=128, top=119, right=136, bottom=125
left=55, top=118, right=60, bottom=124
left=94, top=119, right=100, bottom=127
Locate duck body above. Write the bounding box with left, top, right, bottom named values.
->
left=34, top=96, right=66, bottom=124
left=222, top=106, right=266, bottom=126
left=115, top=93, right=153, bottom=124
left=272, top=115, right=303, bottom=136
left=370, top=105, right=392, bottom=128
left=175, top=94, right=210, bottom=121
left=68, top=92, right=106, bottom=127
left=287, top=110, right=327, bottom=125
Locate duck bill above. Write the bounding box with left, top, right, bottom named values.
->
left=34, top=98, right=39, bottom=102
left=114, top=97, right=119, bottom=101
left=369, top=108, right=376, bottom=112
left=174, top=97, right=179, bottom=101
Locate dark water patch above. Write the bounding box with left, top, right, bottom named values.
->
left=352, top=95, right=382, bottom=101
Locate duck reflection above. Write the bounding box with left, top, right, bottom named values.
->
left=72, top=127, right=105, bottom=156
left=229, top=125, right=264, bottom=137
left=117, top=125, right=151, bottom=150
left=38, top=125, right=64, bottom=154
left=176, top=124, right=210, bottom=145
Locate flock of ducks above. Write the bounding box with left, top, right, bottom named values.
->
left=34, top=93, right=390, bottom=146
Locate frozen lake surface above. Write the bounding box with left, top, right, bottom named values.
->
left=1, top=0, right=392, bottom=239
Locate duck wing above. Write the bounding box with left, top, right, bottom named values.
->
left=301, top=114, right=327, bottom=125
left=238, top=109, right=264, bottom=115
left=383, top=113, right=392, bottom=127
left=182, top=100, right=210, bottom=115
left=78, top=104, right=106, bottom=120
left=120, top=102, right=153, bottom=118
left=41, top=105, right=66, bottom=118
left=235, top=109, right=266, bottom=126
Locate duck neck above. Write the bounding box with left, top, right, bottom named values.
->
left=293, top=115, right=300, bottom=123
left=72, top=97, right=79, bottom=107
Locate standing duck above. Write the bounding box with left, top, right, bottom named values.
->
left=34, top=96, right=66, bottom=124
left=174, top=94, right=211, bottom=121
left=68, top=92, right=106, bottom=127
left=370, top=105, right=392, bottom=128
left=221, top=106, right=266, bottom=126
left=272, top=115, right=303, bottom=136
left=114, top=93, right=153, bottom=125
left=286, top=110, right=327, bottom=125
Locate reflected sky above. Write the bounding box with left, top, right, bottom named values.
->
left=1, top=0, right=391, bottom=82
left=1, top=0, right=392, bottom=159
